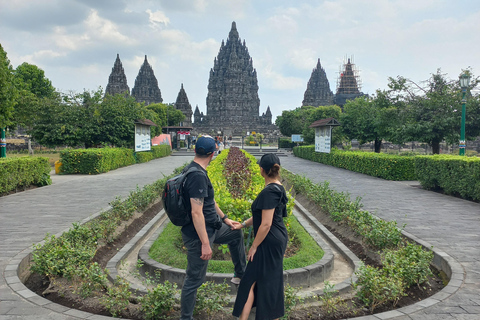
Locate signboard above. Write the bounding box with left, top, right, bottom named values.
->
left=291, top=134, right=303, bottom=143
left=135, top=124, right=151, bottom=152
left=315, top=127, right=332, bottom=153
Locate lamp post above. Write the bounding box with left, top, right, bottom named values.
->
left=459, top=73, right=471, bottom=156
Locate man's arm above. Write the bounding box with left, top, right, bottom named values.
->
left=190, top=197, right=212, bottom=260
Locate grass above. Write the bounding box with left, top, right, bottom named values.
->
left=149, top=215, right=324, bottom=273
left=6, top=153, right=60, bottom=167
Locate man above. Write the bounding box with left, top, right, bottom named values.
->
left=180, top=135, right=246, bottom=320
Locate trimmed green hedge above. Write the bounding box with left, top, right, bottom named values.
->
left=293, top=146, right=416, bottom=181
left=60, top=148, right=136, bottom=174
left=151, top=145, right=171, bottom=158
left=415, top=155, right=480, bottom=201
left=0, top=157, right=51, bottom=194
left=136, top=145, right=171, bottom=163
left=61, top=145, right=172, bottom=174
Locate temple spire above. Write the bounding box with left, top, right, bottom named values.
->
left=105, top=53, right=130, bottom=97
left=302, top=58, right=334, bottom=107
left=131, top=55, right=163, bottom=105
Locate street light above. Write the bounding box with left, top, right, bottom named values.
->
left=459, top=73, right=471, bottom=156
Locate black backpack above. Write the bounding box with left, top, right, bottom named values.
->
left=162, top=166, right=205, bottom=226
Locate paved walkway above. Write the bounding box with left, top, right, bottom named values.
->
left=1, top=153, right=479, bottom=319
left=281, top=156, right=480, bottom=320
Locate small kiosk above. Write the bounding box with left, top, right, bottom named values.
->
left=309, top=117, right=340, bottom=153
left=134, top=119, right=157, bottom=152
left=162, top=126, right=193, bottom=150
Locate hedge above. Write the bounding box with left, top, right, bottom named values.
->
left=60, top=145, right=172, bottom=174
left=414, top=155, right=480, bottom=201
left=60, top=148, right=136, bottom=174
left=293, top=145, right=416, bottom=181
left=0, top=157, right=51, bottom=194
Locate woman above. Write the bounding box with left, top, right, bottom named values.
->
left=232, top=153, right=289, bottom=320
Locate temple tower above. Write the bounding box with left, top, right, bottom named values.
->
left=201, top=21, right=263, bottom=133
left=334, top=57, right=365, bottom=107
left=174, top=83, right=193, bottom=127
left=105, top=54, right=130, bottom=97
left=302, top=59, right=334, bottom=107
left=131, top=55, right=163, bottom=105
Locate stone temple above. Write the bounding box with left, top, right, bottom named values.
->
left=334, top=58, right=365, bottom=107
left=105, top=54, right=130, bottom=97
left=193, top=21, right=276, bottom=136
left=131, top=55, right=163, bottom=105
left=302, top=57, right=366, bottom=108
left=302, top=59, right=334, bottom=107
left=174, top=84, right=193, bottom=127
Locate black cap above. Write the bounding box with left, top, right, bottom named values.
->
left=195, top=135, right=216, bottom=155
left=258, top=153, right=281, bottom=173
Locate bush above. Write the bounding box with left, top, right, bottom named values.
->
left=282, top=169, right=403, bottom=251
left=151, top=145, right=171, bottom=158
left=136, top=151, right=154, bottom=163
left=414, top=154, right=480, bottom=201
left=194, top=281, right=230, bottom=318
left=60, top=147, right=136, bottom=174
left=140, top=281, right=178, bottom=320
left=0, top=156, right=51, bottom=194
left=382, top=242, right=434, bottom=288
left=354, top=264, right=405, bottom=312
left=293, top=146, right=416, bottom=181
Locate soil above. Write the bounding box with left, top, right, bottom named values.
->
left=24, top=194, right=445, bottom=320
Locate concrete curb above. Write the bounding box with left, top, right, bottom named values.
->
left=7, top=200, right=465, bottom=320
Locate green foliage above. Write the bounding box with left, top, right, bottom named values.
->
left=294, top=146, right=416, bottom=181
left=30, top=223, right=97, bottom=279
left=100, top=277, right=132, bottom=317
left=140, top=281, right=178, bottom=320
left=341, top=93, right=399, bottom=153
left=60, top=145, right=170, bottom=174
left=388, top=70, right=480, bottom=153
left=414, top=154, right=480, bottom=201
left=60, top=147, right=136, bottom=174
left=151, top=145, right=171, bottom=158
left=146, top=102, right=185, bottom=136
left=282, top=170, right=404, bottom=251
left=283, top=283, right=304, bottom=319
left=28, top=88, right=159, bottom=148
left=275, top=105, right=343, bottom=145
left=0, top=156, right=51, bottom=194
left=318, top=281, right=346, bottom=316
left=354, top=263, right=405, bottom=313
left=194, top=281, right=230, bottom=319
left=76, top=262, right=109, bottom=298
left=14, top=62, right=56, bottom=99
left=382, top=242, right=434, bottom=288
left=0, top=43, right=18, bottom=128
left=136, top=151, right=154, bottom=163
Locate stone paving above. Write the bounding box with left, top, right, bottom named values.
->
left=281, top=156, right=480, bottom=320
left=1, top=153, right=479, bottom=319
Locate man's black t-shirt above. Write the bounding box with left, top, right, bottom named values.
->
left=181, top=161, right=220, bottom=239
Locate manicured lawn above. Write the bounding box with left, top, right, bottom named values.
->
left=149, top=214, right=324, bottom=274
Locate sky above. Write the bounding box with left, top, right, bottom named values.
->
left=1, top=0, right=480, bottom=122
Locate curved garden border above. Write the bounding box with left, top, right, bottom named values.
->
left=6, top=199, right=465, bottom=319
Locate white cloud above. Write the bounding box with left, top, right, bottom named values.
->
left=85, top=9, right=131, bottom=43
left=146, top=9, right=170, bottom=29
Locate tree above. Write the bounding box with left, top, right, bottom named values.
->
left=14, top=63, right=56, bottom=99
left=341, top=93, right=398, bottom=153
left=301, top=105, right=343, bottom=145
left=146, top=102, right=185, bottom=137
left=0, top=44, right=18, bottom=129
left=275, top=108, right=306, bottom=137
left=389, top=69, right=480, bottom=154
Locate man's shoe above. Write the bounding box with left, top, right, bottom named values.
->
left=231, top=277, right=241, bottom=285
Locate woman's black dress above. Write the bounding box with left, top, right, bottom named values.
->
left=232, top=183, right=289, bottom=320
